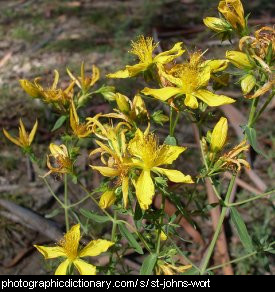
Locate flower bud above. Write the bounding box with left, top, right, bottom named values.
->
left=115, top=93, right=131, bottom=113
left=99, top=190, right=116, bottom=209
left=226, top=51, right=254, bottom=69
left=210, top=117, right=228, bottom=152
left=152, top=110, right=169, bottom=125
left=19, top=79, right=41, bottom=98
left=218, top=0, right=245, bottom=30
left=241, top=74, right=256, bottom=95
left=203, top=17, right=229, bottom=33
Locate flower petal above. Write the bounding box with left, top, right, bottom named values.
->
left=184, top=94, right=199, bottom=109
left=126, top=63, right=149, bottom=76
left=155, top=145, right=186, bottom=166
left=153, top=167, right=194, bottom=183
left=122, top=176, right=129, bottom=208
left=90, top=165, right=120, bottom=177
left=79, top=239, right=114, bottom=258
left=154, top=42, right=185, bottom=64
left=135, top=170, right=155, bottom=210
left=34, top=245, right=66, bottom=259
left=55, top=259, right=70, bottom=275
left=106, top=69, right=130, bottom=79
left=3, top=129, right=22, bottom=147
left=29, top=119, right=38, bottom=145
left=194, top=89, right=235, bottom=106
left=73, top=259, right=96, bottom=275
left=142, top=87, right=183, bottom=101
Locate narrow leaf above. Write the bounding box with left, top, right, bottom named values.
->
left=51, top=115, right=67, bottom=132
left=118, top=223, right=143, bottom=254
left=140, top=253, right=157, bottom=275
left=231, top=207, right=254, bottom=252
left=244, top=126, right=267, bottom=158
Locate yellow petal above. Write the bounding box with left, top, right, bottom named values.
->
left=135, top=170, right=155, bottom=210
left=202, top=59, right=229, bottom=73
left=142, top=87, right=183, bottom=101
left=241, top=74, right=256, bottom=95
left=154, top=42, right=185, bottom=64
left=79, top=239, right=114, bottom=258
left=99, top=190, right=116, bottom=209
left=122, top=176, right=129, bottom=208
left=194, top=89, right=235, bottom=106
left=115, top=93, right=131, bottom=113
left=218, top=0, right=245, bottom=29
left=19, top=79, right=41, bottom=98
left=3, top=129, right=22, bottom=147
left=34, top=245, right=66, bottom=259
left=126, top=63, right=149, bottom=76
left=52, top=70, right=60, bottom=89
left=160, top=230, right=167, bottom=241
left=29, top=119, right=38, bottom=145
left=55, top=259, right=70, bottom=275
left=184, top=94, right=198, bottom=109
left=73, top=259, right=96, bottom=275
left=106, top=69, right=130, bottom=79
left=90, top=165, right=120, bottom=177
left=128, top=128, right=145, bottom=157
left=211, top=117, right=228, bottom=152
left=153, top=167, right=194, bottom=183
left=155, top=145, right=186, bottom=166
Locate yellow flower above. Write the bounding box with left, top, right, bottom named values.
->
left=112, top=93, right=149, bottom=125
left=20, top=70, right=75, bottom=111
left=70, top=102, right=92, bottom=138
left=203, top=17, right=229, bottom=33
left=226, top=51, right=254, bottom=69
left=89, top=122, right=131, bottom=207
left=241, top=74, right=256, bottom=95
left=156, top=262, right=192, bottom=275
left=44, top=143, right=72, bottom=177
left=107, top=36, right=184, bottom=78
left=99, top=190, right=116, bottom=209
left=67, top=62, right=100, bottom=93
left=142, top=52, right=235, bottom=109
left=3, top=119, right=38, bottom=149
left=210, top=117, right=228, bottom=152
left=34, top=224, right=114, bottom=275
left=218, top=0, right=245, bottom=30
left=128, top=129, right=193, bottom=210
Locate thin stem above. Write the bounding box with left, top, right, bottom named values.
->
left=68, top=194, right=91, bottom=208
left=169, top=107, right=179, bottom=137
left=200, top=174, right=236, bottom=274
left=42, top=177, right=65, bottom=208
left=156, top=194, right=165, bottom=254
left=64, top=173, right=69, bottom=231
left=251, top=93, right=274, bottom=125
left=247, top=97, right=259, bottom=128
left=228, top=189, right=275, bottom=207
left=207, top=243, right=275, bottom=272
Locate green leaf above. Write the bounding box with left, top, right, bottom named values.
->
left=164, top=135, right=177, bottom=146
left=80, top=209, right=110, bottom=223
left=134, top=202, right=143, bottom=221
left=45, top=208, right=61, bottom=219
left=139, top=253, right=157, bottom=275
left=51, top=115, right=67, bottom=132
left=230, top=207, right=254, bottom=252
left=244, top=126, right=267, bottom=158
left=118, top=223, right=143, bottom=254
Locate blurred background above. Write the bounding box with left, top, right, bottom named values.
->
left=0, top=0, right=274, bottom=275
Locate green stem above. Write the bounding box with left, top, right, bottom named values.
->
left=169, top=107, right=179, bottom=137
left=156, top=194, right=165, bottom=255
left=42, top=177, right=65, bottom=208
left=64, top=173, right=70, bottom=231
left=247, top=97, right=259, bottom=128
left=207, top=243, right=275, bottom=272
left=251, top=93, right=274, bottom=125
left=228, top=189, right=275, bottom=207
left=200, top=174, right=236, bottom=274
